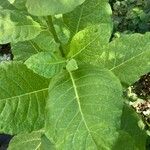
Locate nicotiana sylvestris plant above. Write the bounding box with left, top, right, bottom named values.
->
left=0, top=0, right=150, bottom=149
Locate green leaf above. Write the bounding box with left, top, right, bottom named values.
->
left=120, top=105, right=147, bottom=150
left=0, top=62, right=49, bottom=134
left=12, top=41, right=41, bottom=61
left=112, top=131, right=139, bottom=150
left=0, top=9, right=42, bottom=44
left=53, top=15, right=70, bottom=45
left=26, top=0, right=85, bottom=16
left=12, top=31, right=58, bottom=61
left=25, top=52, right=66, bottom=78
left=68, top=24, right=112, bottom=63
left=7, top=0, right=26, bottom=10
left=101, top=32, right=150, bottom=85
left=66, top=59, right=78, bottom=71
left=45, top=65, right=123, bottom=149
left=63, top=0, right=112, bottom=37
left=32, top=31, right=59, bottom=52
left=8, top=131, right=55, bottom=150
left=0, top=0, right=15, bottom=9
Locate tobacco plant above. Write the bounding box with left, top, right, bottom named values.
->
left=0, top=0, right=150, bottom=149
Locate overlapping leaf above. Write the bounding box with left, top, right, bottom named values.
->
left=7, top=0, right=26, bottom=10
left=63, top=0, right=112, bottom=37
left=45, top=65, right=123, bottom=149
left=101, top=33, right=150, bottom=85
left=120, top=105, right=147, bottom=150
left=68, top=25, right=150, bottom=86
left=0, top=62, right=49, bottom=134
left=26, top=0, right=85, bottom=16
left=12, top=41, right=41, bottom=61
left=0, top=0, right=15, bottom=9
left=0, top=9, right=42, bottom=43
left=25, top=52, right=66, bottom=78
left=68, top=24, right=112, bottom=63
left=32, top=31, right=59, bottom=52
left=8, top=131, right=54, bottom=150
left=12, top=31, right=58, bottom=61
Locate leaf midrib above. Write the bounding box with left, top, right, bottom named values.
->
left=110, top=49, right=149, bottom=71
left=68, top=71, right=98, bottom=148
left=70, top=34, right=100, bottom=58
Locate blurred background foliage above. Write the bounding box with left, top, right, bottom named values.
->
left=109, top=0, right=150, bottom=34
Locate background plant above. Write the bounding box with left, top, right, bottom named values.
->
left=0, top=0, right=150, bottom=149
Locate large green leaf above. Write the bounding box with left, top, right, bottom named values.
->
left=63, top=0, right=112, bottom=37
left=101, top=33, right=150, bottom=85
left=26, top=0, right=85, bottom=16
left=69, top=28, right=150, bottom=86
left=45, top=65, right=123, bottom=149
left=0, top=9, right=42, bottom=44
left=25, top=52, right=66, bottom=78
left=8, top=131, right=54, bottom=150
left=68, top=24, right=112, bottom=63
left=0, top=62, right=49, bottom=134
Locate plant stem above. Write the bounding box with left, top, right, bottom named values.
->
left=46, top=16, right=65, bottom=57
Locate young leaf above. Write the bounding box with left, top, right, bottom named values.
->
left=68, top=24, right=112, bottom=63
left=0, top=9, right=42, bottom=44
left=63, top=0, right=112, bottom=37
left=26, top=0, right=85, bottom=16
left=8, top=131, right=54, bottom=150
left=66, top=59, right=78, bottom=71
left=0, top=62, right=49, bottom=134
left=53, top=16, right=70, bottom=45
left=25, top=52, right=66, bottom=78
left=45, top=65, right=123, bottom=149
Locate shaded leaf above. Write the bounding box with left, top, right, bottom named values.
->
left=120, top=104, right=147, bottom=150
left=0, top=0, right=15, bottom=9
left=12, top=31, right=58, bottom=61
left=32, top=31, right=59, bottom=52
left=8, top=131, right=54, bottom=150
left=112, top=131, right=138, bottom=150
left=7, top=0, right=26, bottom=10
left=12, top=41, right=41, bottom=61
left=45, top=65, right=123, bottom=149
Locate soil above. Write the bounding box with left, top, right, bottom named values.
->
left=0, top=43, right=13, bottom=62
left=132, top=73, right=150, bottom=99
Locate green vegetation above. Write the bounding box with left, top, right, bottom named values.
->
left=0, top=0, right=150, bottom=149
